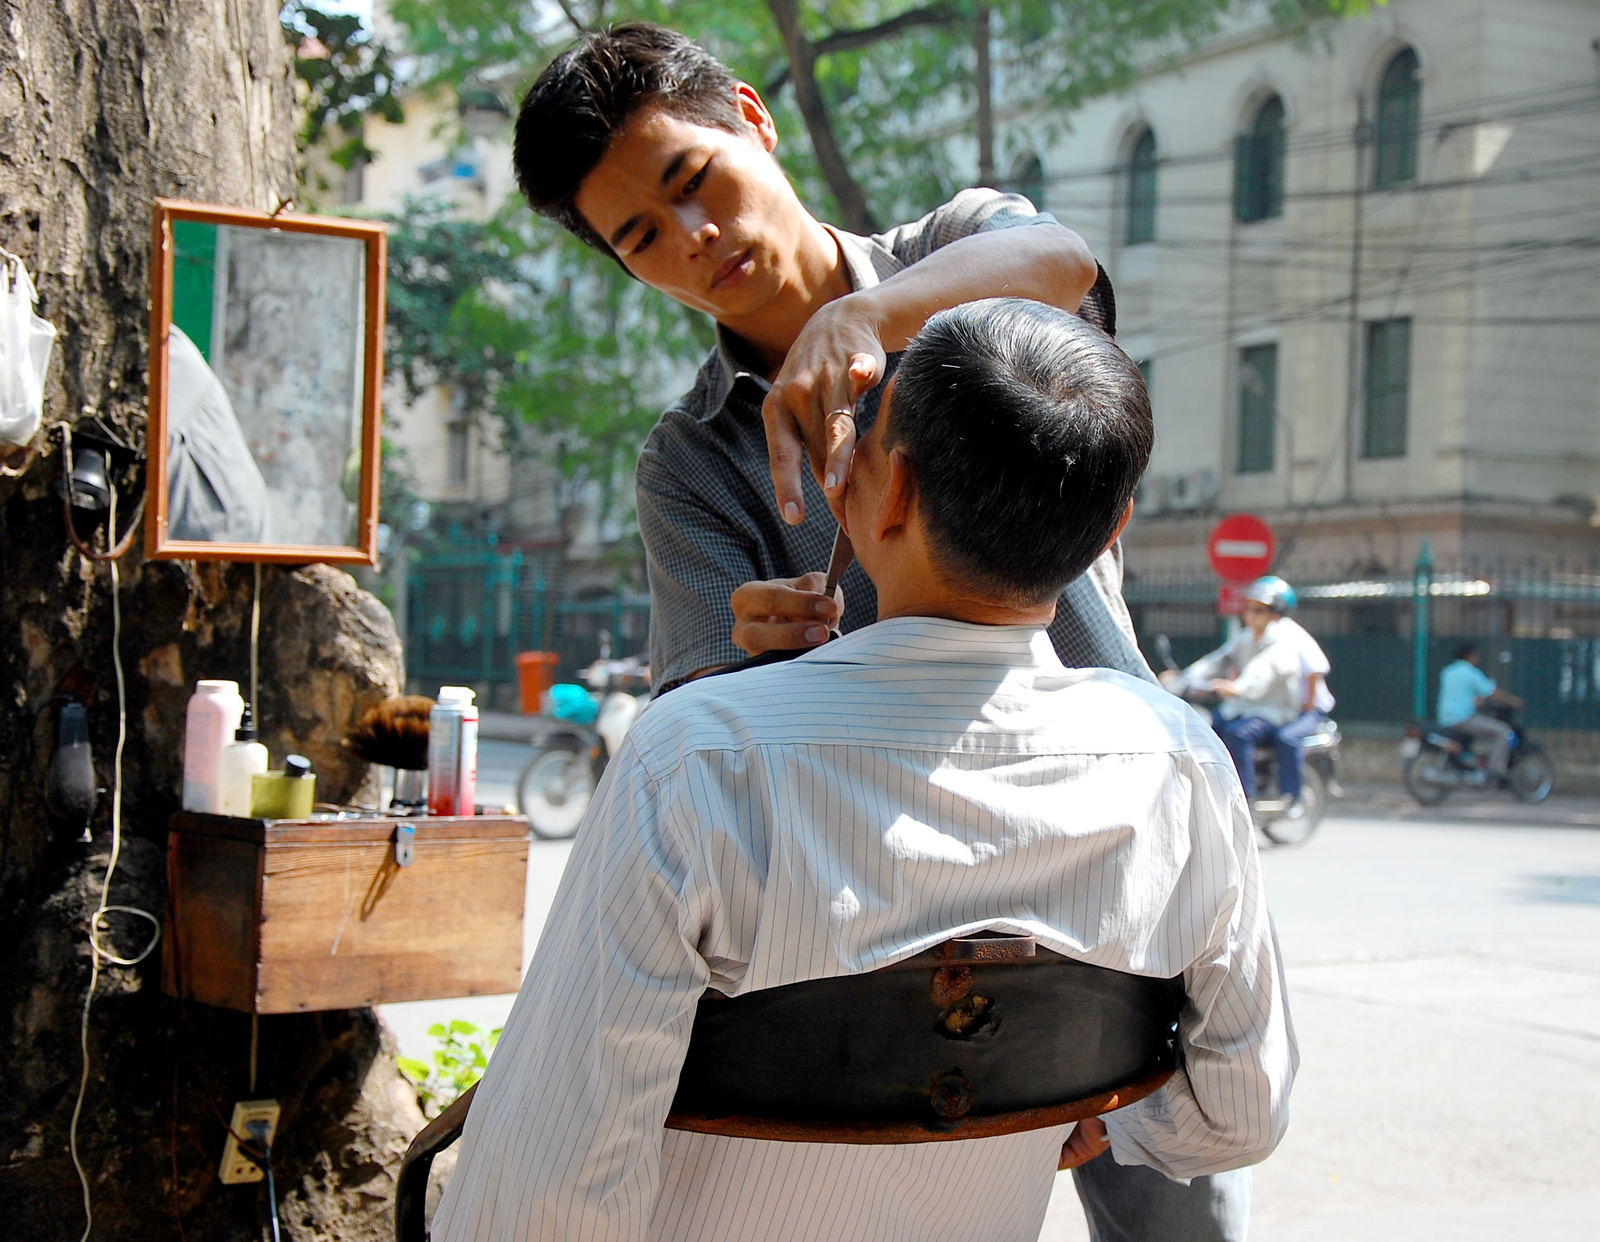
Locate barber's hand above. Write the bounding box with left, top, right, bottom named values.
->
left=1211, top=679, right=1240, bottom=699
left=730, top=572, right=845, bottom=656
left=762, top=296, right=885, bottom=525
left=1059, top=1117, right=1110, bottom=1170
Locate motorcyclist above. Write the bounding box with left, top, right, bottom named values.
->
left=1249, top=578, right=1334, bottom=813
left=1160, top=577, right=1302, bottom=810
left=1436, top=643, right=1523, bottom=782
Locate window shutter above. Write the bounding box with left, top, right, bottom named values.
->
left=1234, top=134, right=1255, bottom=223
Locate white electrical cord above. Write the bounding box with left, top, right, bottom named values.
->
left=68, top=486, right=160, bottom=1242
left=250, top=562, right=261, bottom=717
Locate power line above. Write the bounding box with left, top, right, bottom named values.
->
left=1027, top=78, right=1600, bottom=189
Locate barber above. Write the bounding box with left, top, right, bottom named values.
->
left=509, top=23, right=1251, bottom=1241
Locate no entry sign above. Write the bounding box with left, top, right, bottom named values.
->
left=1208, top=514, right=1275, bottom=581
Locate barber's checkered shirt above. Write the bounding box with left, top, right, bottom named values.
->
left=432, top=619, right=1296, bottom=1242
left=635, top=188, right=1149, bottom=692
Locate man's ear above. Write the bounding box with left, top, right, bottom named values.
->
left=735, top=82, right=778, bottom=153
left=1101, top=498, right=1135, bottom=554
left=873, top=448, right=916, bottom=545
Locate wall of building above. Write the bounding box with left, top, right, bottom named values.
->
left=1002, top=0, right=1600, bottom=575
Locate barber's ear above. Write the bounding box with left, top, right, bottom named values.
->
left=873, top=448, right=916, bottom=544
left=1101, top=498, right=1135, bottom=554
left=735, top=82, right=778, bottom=152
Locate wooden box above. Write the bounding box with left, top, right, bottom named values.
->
left=163, top=812, right=529, bottom=1013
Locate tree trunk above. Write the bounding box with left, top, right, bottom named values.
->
left=0, top=4, right=419, bottom=1239
left=974, top=5, right=995, bottom=187
left=765, top=0, right=879, bottom=234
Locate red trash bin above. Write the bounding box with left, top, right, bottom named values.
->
left=515, top=651, right=560, bottom=715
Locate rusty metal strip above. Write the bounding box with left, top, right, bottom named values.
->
left=662, top=1066, right=1173, bottom=1144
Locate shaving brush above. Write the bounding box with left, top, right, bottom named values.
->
left=344, top=696, right=434, bottom=809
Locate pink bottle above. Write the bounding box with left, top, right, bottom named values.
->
left=182, top=679, right=244, bottom=812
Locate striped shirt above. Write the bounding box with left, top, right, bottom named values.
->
left=633, top=187, right=1148, bottom=693
left=433, top=617, right=1297, bottom=1242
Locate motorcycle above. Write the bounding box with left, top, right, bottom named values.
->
left=516, top=653, right=651, bottom=840
left=1400, top=703, right=1554, bottom=806
left=1155, top=635, right=1342, bottom=847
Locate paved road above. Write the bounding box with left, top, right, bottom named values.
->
left=382, top=778, right=1600, bottom=1239
left=1042, top=805, right=1600, bottom=1240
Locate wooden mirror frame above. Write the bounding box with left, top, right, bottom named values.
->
left=145, top=198, right=387, bottom=564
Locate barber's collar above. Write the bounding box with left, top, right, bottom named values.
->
left=702, top=226, right=898, bottom=419
left=793, top=615, right=1066, bottom=673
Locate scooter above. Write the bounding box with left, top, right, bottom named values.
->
left=1400, top=703, right=1554, bottom=806
left=516, top=653, right=651, bottom=840
left=1155, top=635, right=1341, bottom=847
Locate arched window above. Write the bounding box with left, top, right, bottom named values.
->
left=1234, top=95, right=1285, bottom=223
left=1125, top=127, right=1157, bottom=245
left=1009, top=153, right=1045, bottom=211
left=1373, top=48, right=1421, bottom=188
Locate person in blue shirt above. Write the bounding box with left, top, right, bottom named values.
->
left=1436, top=643, right=1523, bottom=778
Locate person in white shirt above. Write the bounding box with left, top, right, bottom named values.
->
left=1165, top=579, right=1303, bottom=805
left=432, top=299, right=1296, bottom=1242
left=1261, top=582, right=1335, bottom=811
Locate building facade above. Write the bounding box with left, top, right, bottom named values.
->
left=997, top=0, right=1600, bottom=578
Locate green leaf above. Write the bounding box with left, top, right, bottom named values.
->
left=397, top=1056, right=432, bottom=1084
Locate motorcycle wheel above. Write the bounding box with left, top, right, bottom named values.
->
left=1261, top=767, right=1327, bottom=847
left=1403, top=750, right=1451, bottom=806
left=1509, top=749, right=1555, bottom=804
left=517, top=744, right=596, bottom=840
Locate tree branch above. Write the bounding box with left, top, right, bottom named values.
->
left=766, top=5, right=959, bottom=102
left=813, top=4, right=960, bottom=58
left=553, top=0, right=588, bottom=34
left=764, top=0, right=878, bottom=233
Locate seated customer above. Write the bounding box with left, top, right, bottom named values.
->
left=433, top=299, right=1297, bottom=1242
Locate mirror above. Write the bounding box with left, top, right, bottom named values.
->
left=146, top=199, right=386, bottom=563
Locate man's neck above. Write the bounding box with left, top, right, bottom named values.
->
left=718, top=217, right=850, bottom=378
left=875, top=581, right=1056, bottom=631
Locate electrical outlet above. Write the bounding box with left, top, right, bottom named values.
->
left=218, top=1099, right=280, bottom=1185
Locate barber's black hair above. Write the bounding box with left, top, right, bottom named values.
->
left=885, top=299, right=1153, bottom=607
left=1452, top=641, right=1481, bottom=662
left=513, top=23, right=744, bottom=260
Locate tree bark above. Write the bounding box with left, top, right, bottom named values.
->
left=764, top=0, right=879, bottom=234
left=0, top=4, right=418, bottom=1239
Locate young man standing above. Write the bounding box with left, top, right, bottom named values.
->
left=509, top=24, right=1250, bottom=1239
left=433, top=301, right=1293, bottom=1242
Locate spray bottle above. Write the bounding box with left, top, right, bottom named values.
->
left=427, top=686, right=478, bottom=816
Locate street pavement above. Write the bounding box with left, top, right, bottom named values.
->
left=1043, top=802, right=1600, bottom=1240
left=381, top=753, right=1600, bottom=1239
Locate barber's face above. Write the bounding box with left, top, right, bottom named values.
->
left=573, top=88, right=807, bottom=322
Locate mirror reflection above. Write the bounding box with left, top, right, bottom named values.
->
left=166, top=222, right=367, bottom=547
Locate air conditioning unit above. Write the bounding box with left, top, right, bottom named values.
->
left=1165, top=469, right=1217, bottom=511
left=1133, top=473, right=1167, bottom=513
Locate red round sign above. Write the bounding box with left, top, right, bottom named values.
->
left=1208, top=514, right=1275, bottom=581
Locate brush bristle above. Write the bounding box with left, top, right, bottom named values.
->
left=344, top=696, right=434, bottom=770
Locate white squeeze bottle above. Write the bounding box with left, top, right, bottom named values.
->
left=182, top=679, right=244, bottom=812
left=217, top=703, right=269, bottom=817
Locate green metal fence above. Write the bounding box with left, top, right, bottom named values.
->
left=407, top=548, right=649, bottom=699
left=1127, top=555, right=1600, bottom=729
left=408, top=544, right=1600, bottom=729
